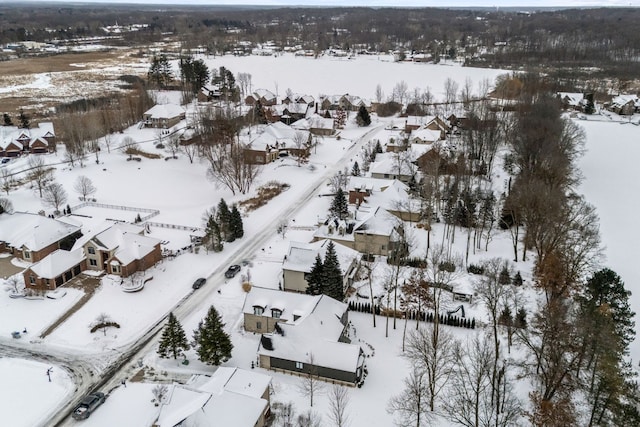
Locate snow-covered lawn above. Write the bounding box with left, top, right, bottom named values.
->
left=0, top=358, right=73, bottom=427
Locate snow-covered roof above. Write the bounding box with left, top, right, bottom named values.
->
left=185, top=389, right=267, bottom=427
left=246, top=122, right=310, bottom=151
left=28, top=248, right=85, bottom=279
left=190, top=367, right=271, bottom=400
left=0, top=122, right=55, bottom=150
left=143, top=104, right=186, bottom=119
left=291, top=114, right=334, bottom=131
left=90, top=223, right=160, bottom=265
left=410, top=128, right=441, bottom=144
left=282, top=239, right=360, bottom=275
left=0, top=212, right=81, bottom=251
left=251, top=88, right=276, bottom=101
left=353, top=206, right=400, bottom=237
left=557, top=92, right=585, bottom=106
left=611, top=94, right=640, bottom=108
left=369, top=153, right=417, bottom=177
left=254, top=289, right=362, bottom=373
left=155, top=385, right=211, bottom=427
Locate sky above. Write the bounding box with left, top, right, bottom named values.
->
left=14, top=0, right=640, bottom=8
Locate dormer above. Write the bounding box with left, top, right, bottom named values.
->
left=253, top=305, right=265, bottom=316
left=271, top=308, right=283, bottom=319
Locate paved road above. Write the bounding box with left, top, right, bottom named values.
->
left=1, top=124, right=384, bottom=427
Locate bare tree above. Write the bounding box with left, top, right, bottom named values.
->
left=444, top=78, right=459, bottom=110
left=92, top=312, right=115, bottom=336
left=387, top=368, right=433, bottom=427
left=73, top=175, right=96, bottom=201
left=292, top=131, right=309, bottom=166
left=272, top=401, right=297, bottom=427
left=27, top=155, right=52, bottom=198
left=165, top=133, right=181, bottom=159
left=119, top=136, right=139, bottom=160
left=297, top=353, right=324, bottom=407
left=204, top=141, right=260, bottom=195
left=329, top=168, right=349, bottom=193
left=392, top=80, right=409, bottom=105
left=405, top=324, right=457, bottom=412
left=328, top=384, right=351, bottom=427
left=1, top=169, right=14, bottom=195
left=375, top=84, right=385, bottom=103
left=181, top=141, right=199, bottom=164
left=237, top=72, right=252, bottom=99
left=42, top=182, right=68, bottom=213
left=4, top=275, right=23, bottom=294
left=152, top=384, right=169, bottom=404
left=0, top=197, right=13, bottom=214
left=296, top=410, right=322, bottom=427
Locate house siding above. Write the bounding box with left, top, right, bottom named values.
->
left=23, top=259, right=87, bottom=291
left=353, top=233, right=391, bottom=256
left=244, top=313, right=287, bottom=334
left=264, top=356, right=359, bottom=384
left=282, top=269, right=307, bottom=293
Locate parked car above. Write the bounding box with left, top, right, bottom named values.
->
left=192, top=277, right=206, bottom=289
left=224, top=265, right=241, bottom=278
left=72, top=392, right=106, bottom=420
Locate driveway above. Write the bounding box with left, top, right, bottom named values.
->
left=0, top=255, right=25, bottom=279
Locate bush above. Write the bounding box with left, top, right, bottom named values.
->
left=438, top=261, right=456, bottom=272
left=90, top=321, right=120, bottom=333
left=376, top=101, right=403, bottom=117
left=467, top=264, right=484, bottom=274
left=242, top=283, right=252, bottom=293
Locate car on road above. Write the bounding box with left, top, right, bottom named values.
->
left=192, top=277, right=206, bottom=289
left=224, top=265, right=241, bottom=278
left=72, top=392, right=105, bottom=420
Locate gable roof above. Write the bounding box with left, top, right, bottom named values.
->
left=27, top=248, right=85, bottom=279
left=0, top=212, right=81, bottom=251
left=282, top=239, right=360, bottom=275
left=143, top=104, right=186, bottom=119
left=291, top=114, right=334, bottom=131
left=369, top=153, right=417, bottom=177
left=90, top=223, right=160, bottom=265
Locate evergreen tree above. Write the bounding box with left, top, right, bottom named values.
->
left=205, top=215, right=223, bottom=252
left=252, top=100, right=267, bottom=125
left=18, top=110, right=30, bottom=129
left=324, top=109, right=332, bottom=119
left=351, top=161, right=361, bottom=176
left=230, top=205, right=244, bottom=239
left=329, top=187, right=348, bottom=219
left=3, top=113, right=12, bottom=126
left=515, top=307, right=527, bottom=329
left=216, top=198, right=233, bottom=242
left=157, top=312, right=190, bottom=360
left=193, top=305, right=233, bottom=365
left=498, top=265, right=511, bottom=285
left=148, top=54, right=173, bottom=88
left=306, top=254, right=324, bottom=295
left=322, top=241, right=344, bottom=301
left=374, top=140, right=383, bottom=153
left=356, top=105, right=371, bottom=126
left=512, top=271, right=523, bottom=286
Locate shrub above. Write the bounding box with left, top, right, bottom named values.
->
left=242, top=283, right=252, bottom=293
left=376, top=101, right=403, bottom=117
left=467, top=264, right=484, bottom=274
left=438, top=261, right=456, bottom=272
left=90, top=321, right=121, bottom=333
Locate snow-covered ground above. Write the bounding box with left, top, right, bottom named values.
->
left=1, top=52, right=638, bottom=426
left=0, top=358, right=73, bottom=427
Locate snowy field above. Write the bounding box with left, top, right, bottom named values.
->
left=0, top=358, right=73, bottom=427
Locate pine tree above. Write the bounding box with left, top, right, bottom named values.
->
left=356, top=105, right=371, bottom=126
left=217, top=198, right=233, bottom=242
left=148, top=54, right=173, bottom=88
left=515, top=307, right=527, bottom=329
left=18, top=110, right=30, bottom=129
left=193, top=305, right=233, bottom=365
left=351, top=161, right=361, bottom=176
left=330, top=188, right=348, bottom=220
left=498, top=265, right=511, bottom=285
left=205, top=215, right=223, bottom=252
left=230, top=205, right=244, bottom=239
left=158, top=312, right=190, bottom=360
left=322, top=241, right=344, bottom=301
left=253, top=100, right=267, bottom=125
left=3, top=113, right=12, bottom=126
left=375, top=140, right=383, bottom=153
left=306, top=254, right=324, bottom=295
left=512, top=271, right=523, bottom=286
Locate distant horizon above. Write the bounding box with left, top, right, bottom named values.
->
left=10, top=0, right=640, bottom=8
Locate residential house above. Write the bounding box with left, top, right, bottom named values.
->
left=313, top=207, right=404, bottom=257
left=153, top=367, right=272, bottom=427
left=0, top=212, right=81, bottom=263
left=245, top=89, right=277, bottom=106
left=23, top=248, right=86, bottom=291
left=409, top=127, right=441, bottom=145
left=142, top=104, right=186, bottom=128
left=243, top=122, right=311, bottom=164
left=266, top=103, right=309, bottom=124
left=79, top=222, right=162, bottom=277
left=282, top=93, right=315, bottom=108
left=243, top=287, right=366, bottom=386
left=369, top=152, right=417, bottom=184
left=404, top=115, right=449, bottom=138
left=291, top=114, right=336, bottom=136
left=348, top=176, right=420, bottom=222
left=608, top=94, right=639, bottom=115
left=320, top=94, right=371, bottom=112
left=557, top=92, right=586, bottom=111
left=0, top=122, right=56, bottom=157
left=197, top=84, right=222, bottom=102
left=281, top=239, right=360, bottom=294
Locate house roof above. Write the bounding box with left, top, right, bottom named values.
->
left=246, top=122, right=310, bottom=151
left=0, top=212, right=81, bottom=252
left=155, top=385, right=211, bottom=427
left=185, top=389, right=267, bottom=427
left=252, top=289, right=362, bottom=373
left=410, top=128, right=441, bottom=144
left=282, top=239, right=360, bottom=275
left=143, top=104, right=186, bottom=120
left=369, top=153, right=417, bottom=177
left=28, top=248, right=85, bottom=279
left=611, top=94, right=640, bottom=109
left=557, top=92, right=585, bottom=106
left=291, top=114, right=334, bottom=131
left=251, top=88, right=276, bottom=101
left=190, top=367, right=271, bottom=400
left=0, top=122, right=55, bottom=150
left=353, top=206, right=400, bottom=237
left=90, top=223, right=160, bottom=265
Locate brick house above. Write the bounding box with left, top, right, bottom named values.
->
left=142, top=104, right=186, bottom=128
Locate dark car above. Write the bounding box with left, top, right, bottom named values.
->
left=72, top=392, right=106, bottom=420
left=192, top=278, right=206, bottom=289
left=224, top=265, right=241, bottom=278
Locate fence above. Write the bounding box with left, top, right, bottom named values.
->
left=70, top=201, right=159, bottom=222
left=145, top=221, right=204, bottom=233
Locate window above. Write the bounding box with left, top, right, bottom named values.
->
left=253, top=306, right=264, bottom=316
left=295, top=361, right=303, bottom=370
left=111, top=264, right=121, bottom=274
left=384, top=174, right=389, bottom=178
left=87, top=246, right=95, bottom=255
left=29, top=275, right=35, bottom=284
left=256, top=321, right=262, bottom=330
left=89, top=259, right=98, bottom=267
left=271, top=309, right=282, bottom=319
left=23, top=250, right=31, bottom=259
left=293, top=314, right=301, bottom=321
